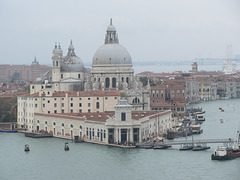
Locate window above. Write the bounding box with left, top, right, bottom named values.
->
left=43, top=104, right=45, bottom=107
left=35, top=104, right=37, bottom=108
left=61, top=74, right=63, bottom=79
left=61, top=110, right=64, bottom=113
left=105, top=97, right=108, bottom=100
left=79, top=98, right=82, bottom=100
left=88, top=109, right=91, bottom=113
left=79, top=103, right=82, bottom=107
left=88, top=98, right=90, bottom=100
left=112, top=77, right=116, bottom=88
left=104, top=130, right=106, bottom=138
left=78, top=74, right=80, bottom=79
left=71, top=98, right=73, bottom=101
left=62, top=103, right=64, bottom=107
left=80, top=125, right=82, bottom=129
left=97, top=97, right=99, bottom=100
left=70, top=124, right=73, bottom=128
left=45, top=121, right=47, bottom=124
left=79, top=109, right=82, bottom=113
left=70, top=109, right=73, bottom=113
left=121, top=112, right=126, bottom=121
left=54, top=103, right=57, bottom=107
left=70, top=103, right=73, bottom=107
left=48, top=111, right=50, bottom=114
left=62, top=98, right=64, bottom=100
left=96, top=102, right=100, bottom=109
left=115, top=97, right=117, bottom=99
left=53, top=122, right=56, bottom=125
left=88, top=103, right=91, bottom=107
left=54, top=98, right=56, bottom=100
left=54, top=110, right=57, bottom=113
left=32, top=86, right=34, bottom=89
left=62, top=123, right=64, bottom=126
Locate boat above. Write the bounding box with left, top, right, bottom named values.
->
left=219, top=119, right=224, bottom=123
left=24, top=144, right=30, bottom=152
left=195, top=112, right=205, bottom=123
left=136, top=142, right=154, bottom=149
left=190, top=124, right=203, bottom=134
left=179, top=144, right=194, bottom=151
left=64, top=142, right=69, bottom=151
left=211, top=147, right=236, bottom=160
left=0, top=129, right=18, bottom=133
left=153, top=145, right=171, bottom=149
left=192, top=145, right=210, bottom=151
left=211, top=131, right=240, bottom=160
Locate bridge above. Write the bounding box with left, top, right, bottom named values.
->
left=154, top=138, right=235, bottom=146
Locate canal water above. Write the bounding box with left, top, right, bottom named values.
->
left=1, top=99, right=240, bottom=180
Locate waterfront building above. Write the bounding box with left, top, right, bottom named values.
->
left=150, top=81, right=186, bottom=117
left=17, top=90, right=120, bottom=130
left=31, top=95, right=174, bottom=144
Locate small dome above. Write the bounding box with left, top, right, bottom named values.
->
left=61, top=55, right=84, bottom=72
left=107, top=24, right=116, bottom=31
left=92, top=44, right=132, bottom=65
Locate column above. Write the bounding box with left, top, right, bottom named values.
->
left=130, top=127, right=133, bottom=143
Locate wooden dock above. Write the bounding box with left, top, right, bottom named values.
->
left=25, top=132, right=53, bottom=138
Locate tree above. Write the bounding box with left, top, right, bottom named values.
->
left=140, top=77, right=154, bottom=86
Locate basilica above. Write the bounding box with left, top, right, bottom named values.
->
left=30, top=19, right=149, bottom=110
left=18, top=20, right=176, bottom=145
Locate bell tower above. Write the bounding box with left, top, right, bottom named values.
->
left=52, top=42, right=63, bottom=83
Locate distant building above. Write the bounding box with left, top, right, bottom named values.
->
left=0, top=57, right=51, bottom=82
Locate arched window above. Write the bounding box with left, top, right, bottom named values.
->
left=122, top=77, right=124, bottom=82
left=112, top=77, right=116, bottom=88
left=70, top=124, right=73, bottom=128
left=45, top=121, right=47, bottom=124
left=126, top=77, right=129, bottom=84
left=53, top=122, right=56, bottom=126
left=62, top=123, right=64, bottom=127
left=96, top=102, right=100, bottom=109
left=132, top=97, right=140, bottom=104
left=105, top=77, right=110, bottom=88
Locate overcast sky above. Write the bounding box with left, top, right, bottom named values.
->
left=0, top=0, right=239, bottom=66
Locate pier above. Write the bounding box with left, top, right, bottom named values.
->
left=155, top=138, right=234, bottom=146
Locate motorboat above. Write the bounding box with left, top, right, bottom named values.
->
left=179, top=144, right=193, bottom=151
left=25, top=144, right=30, bottom=152
left=64, top=142, right=69, bottom=151
left=192, top=145, right=210, bottom=151
left=212, top=131, right=240, bottom=160
left=153, top=145, right=171, bottom=149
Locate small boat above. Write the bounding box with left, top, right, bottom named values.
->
left=219, top=119, right=224, bottom=123
left=179, top=145, right=194, bottom=151
left=195, top=112, right=205, bottom=122
left=192, top=145, right=210, bottom=151
left=24, top=144, right=30, bottom=152
left=153, top=145, right=171, bottom=149
left=64, top=142, right=69, bottom=151
left=136, top=142, right=154, bottom=149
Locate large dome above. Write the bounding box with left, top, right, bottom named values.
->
left=92, top=44, right=132, bottom=65
left=92, top=20, right=132, bottom=66
left=61, top=55, right=84, bottom=72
